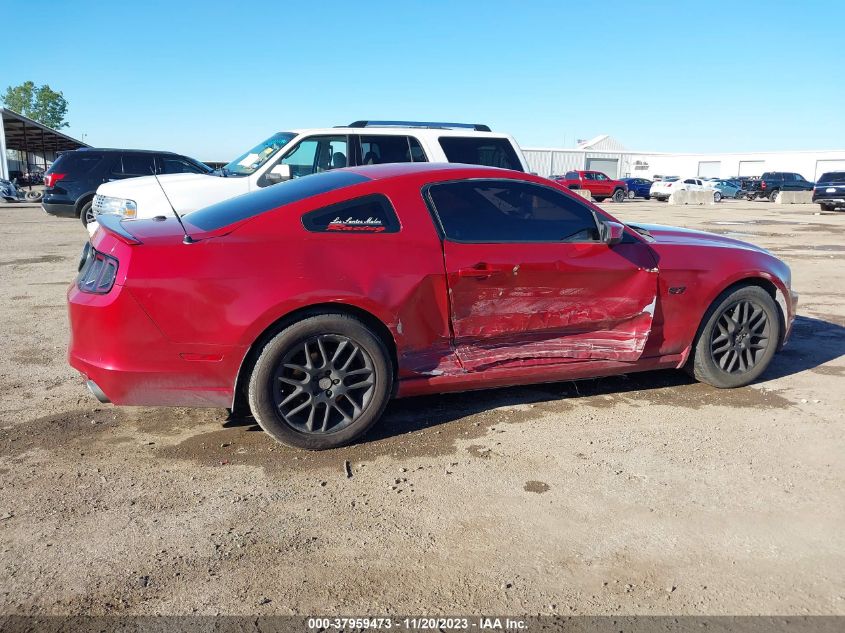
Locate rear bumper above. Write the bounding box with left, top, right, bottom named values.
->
left=67, top=284, right=245, bottom=408
left=42, top=200, right=77, bottom=218
left=812, top=195, right=845, bottom=206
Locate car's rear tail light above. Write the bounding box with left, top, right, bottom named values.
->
left=77, top=245, right=118, bottom=294
left=761, top=181, right=767, bottom=189
left=44, top=173, right=66, bottom=188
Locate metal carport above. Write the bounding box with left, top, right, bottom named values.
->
left=0, top=107, right=88, bottom=180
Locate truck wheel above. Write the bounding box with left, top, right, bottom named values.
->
left=612, top=189, right=625, bottom=203
left=248, top=313, right=393, bottom=450
left=593, top=196, right=606, bottom=202
left=820, top=203, right=834, bottom=211
left=769, top=189, right=780, bottom=203
left=688, top=285, right=780, bottom=389
left=80, top=201, right=96, bottom=227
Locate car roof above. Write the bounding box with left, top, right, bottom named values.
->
left=284, top=126, right=514, bottom=138
left=71, top=148, right=188, bottom=156
left=343, top=161, right=521, bottom=181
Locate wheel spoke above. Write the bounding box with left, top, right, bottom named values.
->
left=331, top=340, right=349, bottom=365
left=726, top=351, right=739, bottom=373
left=320, top=403, right=331, bottom=432
left=286, top=397, right=313, bottom=418
left=279, top=386, right=304, bottom=406
left=341, top=346, right=360, bottom=371
left=316, top=337, right=329, bottom=368
left=278, top=375, right=307, bottom=387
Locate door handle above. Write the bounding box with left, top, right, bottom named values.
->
left=457, top=265, right=500, bottom=279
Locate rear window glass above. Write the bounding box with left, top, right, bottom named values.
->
left=302, top=194, right=399, bottom=233
left=438, top=137, right=523, bottom=171
left=48, top=153, right=103, bottom=175
left=186, top=171, right=371, bottom=231
left=819, top=172, right=845, bottom=183
left=359, top=136, right=428, bottom=164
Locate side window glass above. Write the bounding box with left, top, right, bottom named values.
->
left=438, top=137, right=522, bottom=171
left=281, top=136, right=348, bottom=178
left=684, top=179, right=696, bottom=184
left=594, top=173, right=608, bottom=181
left=582, top=172, right=596, bottom=180
left=565, top=171, right=578, bottom=180
left=118, top=154, right=155, bottom=177
left=302, top=194, right=400, bottom=233
left=359, top=136, right=427, bottom=165
left=427, top=180, right=599, bottom=243
left=161, top=157, right=205, bottom=174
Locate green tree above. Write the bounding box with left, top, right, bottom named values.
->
left=2, top=81, right=69, bottom=129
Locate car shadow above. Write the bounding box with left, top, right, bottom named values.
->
left=763, top=315, right=845, bottom=380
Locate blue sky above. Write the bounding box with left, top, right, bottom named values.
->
left=2, top=0, right=842, bottom=160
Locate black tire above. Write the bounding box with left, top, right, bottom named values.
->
left=593, top=196, right=606, bottom=202
left=25, top=190, right=43, bottom=202
left=247, top=313, right=393, bottom=450
left=626, top=190, right=636, bottom=200
left=768, top=189, right=780, bottom=203
left=612, top=189, right=625, bottom=203
left=644, top=195, right=650, bottom=200
left=820, top=203, right=834, bottom=212
left=713, top=191, right=722, bottom=202
left=79, top=201, right=95, bottom=226
left=688, top=285, right=780, bottom=389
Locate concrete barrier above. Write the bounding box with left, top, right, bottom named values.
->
left=573, top=189, right=591, bottom=200
left=776, top=191, right=813, bottom=204
left=668, top=189, right=716, bottom=205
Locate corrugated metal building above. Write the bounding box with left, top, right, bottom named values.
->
left=523, top=135, right=845, bottom=181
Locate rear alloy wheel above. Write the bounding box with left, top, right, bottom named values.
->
left=248, top=314, right=392, bottom=449
left=713, top=191, right=722, bottom=202
left=689, top=285, right=780, bottom=388
left=612, top=189, right=625, bottom=203
left=769, top=189, right=780, bottom=203
left=80, top=201, right=96, bottom=226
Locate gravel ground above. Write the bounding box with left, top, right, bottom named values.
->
left=0, top=199, right=842, bottom=617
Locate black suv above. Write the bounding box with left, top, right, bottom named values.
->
left=746, top=171, right=814, bottom=202
left=813, top=171, right=845, bottom=211
left=42, top=148, right=211, bottom=225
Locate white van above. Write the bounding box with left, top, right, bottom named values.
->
left=89, top=121, right=528, bottom=233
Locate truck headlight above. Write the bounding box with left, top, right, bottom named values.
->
left=93, top=194, right=137, bottom=219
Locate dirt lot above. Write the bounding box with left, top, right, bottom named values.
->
left=0, top=199, right=843, bottom=617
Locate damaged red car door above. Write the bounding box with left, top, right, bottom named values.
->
left=426, top=179, right=658, bottom=371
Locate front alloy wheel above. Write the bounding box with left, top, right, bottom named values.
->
left=248, top=313, right=392, bottom=449
left=612, top=189, right=625, bottom=203
left=689, top=285, right=780, bottom=388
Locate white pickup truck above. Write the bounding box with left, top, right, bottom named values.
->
left=88, top=121, right=529, bottom=234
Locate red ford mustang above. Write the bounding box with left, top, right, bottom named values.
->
left=68, top=163, right=797, bottom=449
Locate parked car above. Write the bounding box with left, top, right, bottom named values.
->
left=703, top=179, right=743, bottom=201
left=620, top=177, right=652, bottom=199
left=649, top=177, right=709, bottom=202
left=1, top=178, right=22, bottom=202
left=42, top=148, right=212, bottom=226
left=554, top=170, right=628, bottom=202
left=86, top=121, right=528, bottom=233
left=68, top=163, right=797, bottom=450
left=744, top=172, right=814, bottom=202
left=813, top=171, right=845, bottom=211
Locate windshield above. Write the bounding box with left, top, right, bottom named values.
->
left=222, top=133, right=296, bottom=176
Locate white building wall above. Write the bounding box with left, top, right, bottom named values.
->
left=524, top=146, right=845, bottom=181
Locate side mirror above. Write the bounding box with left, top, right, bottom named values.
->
left=265, top=163, right=291, bottom=185
left=602, top=221, right=625, bottom=245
